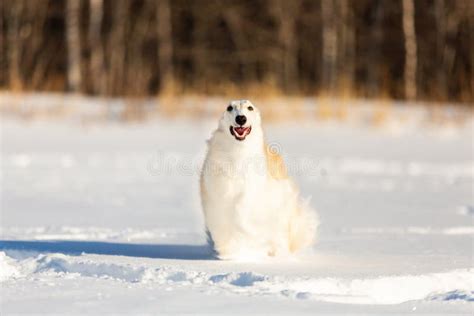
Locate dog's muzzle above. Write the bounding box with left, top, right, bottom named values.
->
left=230, top=126, right=252, bottom=141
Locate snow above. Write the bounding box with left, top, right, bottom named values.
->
left=1, top=100, right=473, bottom=314
left=0, top=252, right=20, bottom=282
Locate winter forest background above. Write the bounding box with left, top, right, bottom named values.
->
left=1, top=0, right=473, bottom=104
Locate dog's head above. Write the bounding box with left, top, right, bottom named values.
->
left=219, top=100, right=261, bottom=141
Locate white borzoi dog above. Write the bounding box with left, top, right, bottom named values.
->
left=200, top=100, right=318, bottom=260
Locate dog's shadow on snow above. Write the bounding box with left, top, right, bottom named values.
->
left=0, top=240, right=215, bottom=260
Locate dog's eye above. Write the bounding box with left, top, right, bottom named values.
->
left=227, top=105, right=233, bottom=112
left=247, top=106, right=254, bottom=111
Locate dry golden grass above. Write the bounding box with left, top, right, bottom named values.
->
left=371, top=99, right=393, bottom=127
left=1, top=89, right=471, bottom=129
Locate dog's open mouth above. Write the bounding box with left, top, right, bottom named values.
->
left=230, top=126, right=252, bottom=141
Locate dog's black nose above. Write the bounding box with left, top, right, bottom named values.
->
left=235, top=115, right=247, bottom=126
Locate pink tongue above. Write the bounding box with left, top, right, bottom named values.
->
left=235, top=127, right=246, bottom=135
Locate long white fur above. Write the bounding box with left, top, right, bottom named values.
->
left=200, top=100, right=318, bottom=260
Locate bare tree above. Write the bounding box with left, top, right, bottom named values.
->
left=402, top=0, right=417, bottom=100
left=434, top=0, right=447, bottom=99
left=6, top=0, right=23, bottom=90
left=366, top=1, right=384, bottom=97
left=454, top=0, right=473, bottom=101
left=126, top=1, right=153, bottom=96
left=338, top=0, right=355, bottom=93
left=321, top=0, right=338, bottom=94
left=470, top=2, right=474, bottom=98
left=190, top=3, right=209, bottom=91
left=108, top=0, right=127, bottom=95
left=271, top=0, right=299, bottom=92
left=156, top=0, right=174, bottom=92
left=222, top=6, right=255, bottom=82
left=66, top=0, right=82, bottom=92
left=27, top=2, right=51, bottom=90
left=0, top=0, right=5, bottom=86
left=88, top=0, right=105, bottom=95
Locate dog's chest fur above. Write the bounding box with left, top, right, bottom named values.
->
left=203, top=129, right=266, bottom=205
left=201, top=128, right=270, bottom=236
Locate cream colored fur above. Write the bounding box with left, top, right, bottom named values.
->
left=200, top=100, right=318, bottom=260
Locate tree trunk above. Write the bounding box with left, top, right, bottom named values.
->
left=470, top=2, right=474, bottom=100
left=88, top=0, right=105, bottom=95
left=272, top=0, right=299, bottom=92
left=127, top=2, right=152, bottom=96
left=156, top=0, right=174, bottom=92
left=66, top=0, right=82, bottom=92
left=456, top=0, right=474, bottom=104
left=191, top=5, right=207, bottom=91
left=367, top=1, right=384, bottom=97
left=321, top=0, right=337, bottom=94
left=7, top=0, right=23, bottom=90
left=338, top=0, right=355, bottom=93
left=223, top=8, right=255, bottom=83
left=28, top=2, right=50, bottom=90
left=402, top=0, right=417, bottom=100
left=108, top=0, right=127, bottom=95
left=434, top=0, right=447, bottom=100
left=0, top=0, right=6, bottom=86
